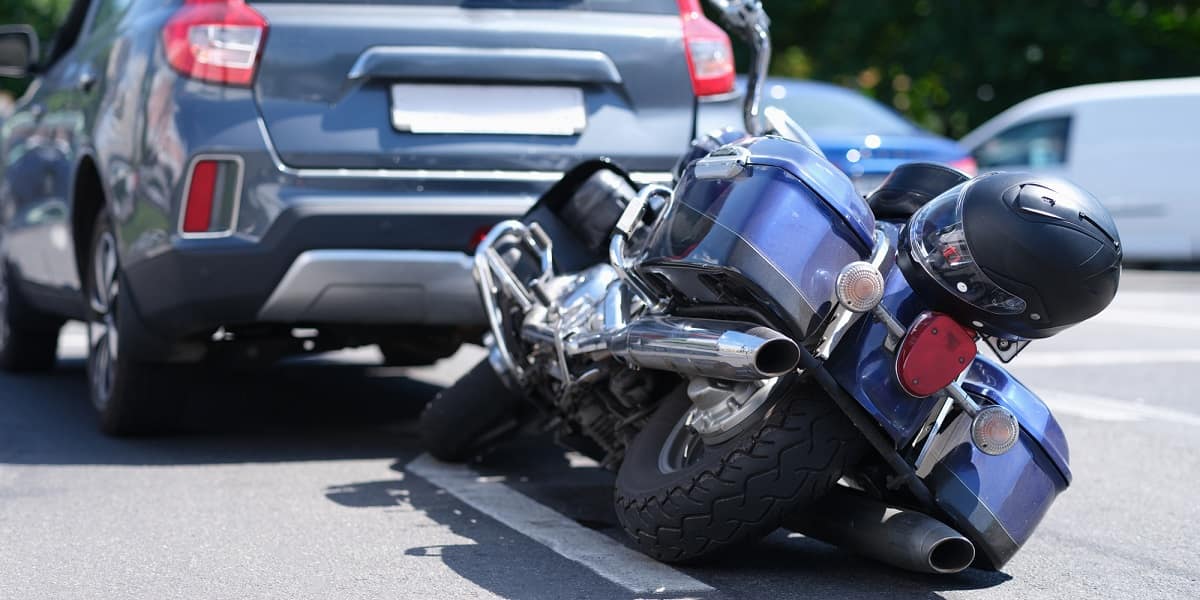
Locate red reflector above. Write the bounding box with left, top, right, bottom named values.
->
left=183, top=160, right=219, bottom=233
left=468, top=225, right=492, bottom=253
left=895, top=311, right=977, bottom=397
left=676, top=0, right=735, bottom=97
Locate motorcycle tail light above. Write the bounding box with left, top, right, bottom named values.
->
left=895, top=311, right=976, bottom=397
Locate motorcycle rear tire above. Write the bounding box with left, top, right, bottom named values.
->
left=419, top=359, right=525, bottom=462
left=614, top=375, right=864, bottom=562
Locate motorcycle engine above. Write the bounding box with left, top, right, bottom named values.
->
left=510, top=263, right=672, bottom=467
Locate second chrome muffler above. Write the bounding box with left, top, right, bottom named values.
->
left=606, top=316, right=800, bottom=381
left=786, top=486, right=977, bottom=574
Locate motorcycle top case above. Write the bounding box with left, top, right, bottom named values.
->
left=637, top=136, right=876, bottom=342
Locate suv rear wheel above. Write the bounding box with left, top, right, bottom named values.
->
left=85, top=214, right=179, bottom=435
left=378, top=326, right=466, bottom=366
left=0, top=259, right=61, bottom=372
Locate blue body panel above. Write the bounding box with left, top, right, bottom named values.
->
left=646, top=135, right=874, bottom=339
left=738, top=137, right=876, bottom=247
left=925, top=422, right=1067, bottom=565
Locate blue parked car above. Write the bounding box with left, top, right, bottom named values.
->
left=698, top=77, right=975, bottom=195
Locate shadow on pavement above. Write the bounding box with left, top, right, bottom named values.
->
left=0, top=357, right=439, bottom=466
left=326, top=455, right=637, bottom=600
left=326, top=438, right=1012, bottom=600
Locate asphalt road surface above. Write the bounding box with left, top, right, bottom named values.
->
left=2, top=270, right=1197, bottom=599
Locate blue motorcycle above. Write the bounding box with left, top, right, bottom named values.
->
left=421, top=0, right=1121, bottom=573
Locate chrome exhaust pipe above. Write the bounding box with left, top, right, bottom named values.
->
left=787, top=486, right=976, bottom=574
left=607, top=316, right=800, bottom=381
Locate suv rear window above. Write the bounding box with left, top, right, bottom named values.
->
left=247, top=0, right=678, bottom=14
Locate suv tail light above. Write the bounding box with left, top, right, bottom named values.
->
left=895, top=311, right=976, bottom=397
left=163, top=0, right=268, bottom=87
left=677, top=0, right=735, bottom=97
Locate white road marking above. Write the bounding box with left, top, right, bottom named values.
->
left=1093, top=309, right=1200, bottom=330
left=1016, top=349, right=1200, bottom=367
left=1040, top=389, right=1200, bottom=427
left=406, top=453, right=714, bottom=595
left=1112, top=290, right=1200, bottom=304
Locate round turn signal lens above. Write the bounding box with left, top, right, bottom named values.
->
left=835, top=261, right=885, bottom=313
left=971, top=405, right=1020, bottom=456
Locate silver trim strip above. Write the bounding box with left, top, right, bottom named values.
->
left=177, top=154, right=244, bottom=239
left=347, top=46, right=623, bottom=84
left=255, top=118, right=673, bottom=186
left=285, top=195, right=538, bottom=216
left=257, top=249, right=484, bottom=325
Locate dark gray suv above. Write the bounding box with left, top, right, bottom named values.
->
left=0, top=0, right=735, bottom=433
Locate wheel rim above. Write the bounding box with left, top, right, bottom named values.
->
left=657, top=412, right=711, bottom=474
left=87, top=231, right=120, bottom=411
left=657, top=380, right=783, bottom=474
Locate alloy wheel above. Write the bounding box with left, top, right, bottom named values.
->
left=87, top=231, right=120, bottom=411
left=656, top=413, right=709, bottom=474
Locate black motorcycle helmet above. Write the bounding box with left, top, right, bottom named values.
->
left=897, top=172, right=1122, bottom=339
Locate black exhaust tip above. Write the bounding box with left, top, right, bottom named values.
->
left=754, top=337, right=801, bottom=376
left=928, top=537, right=976, bottom=574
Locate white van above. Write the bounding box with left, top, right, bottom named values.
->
left=960, top=78, right=1200, bottom=262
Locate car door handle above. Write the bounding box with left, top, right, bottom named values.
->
left=77, top=71, right=97, bottom=93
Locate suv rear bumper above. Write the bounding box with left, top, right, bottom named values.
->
left=257, top=250, right=481, bottom=325
left=121, top=203, right=508, bottom=339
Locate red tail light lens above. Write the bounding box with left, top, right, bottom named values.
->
left=948, top=156, right=978, bottom=177
left=183, top=160, right=218, bottom=233
left=895, top=311, right=977, bottom=397
left=182, top=158, right=241, bottom=235
left=677, top=0, right=735, bottom=97
left=163, top=0, right=268, bottom=87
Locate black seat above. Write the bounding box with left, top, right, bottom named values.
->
left=866, top=162, right=971, bottom=220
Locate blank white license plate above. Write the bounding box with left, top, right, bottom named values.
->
left=390, top=84, right=586, bottom=136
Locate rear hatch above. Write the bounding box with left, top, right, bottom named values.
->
left=250, top=0, right=695, bottom=173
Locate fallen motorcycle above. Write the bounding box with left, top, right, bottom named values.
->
left=420, top=0, right=1122, bottom=573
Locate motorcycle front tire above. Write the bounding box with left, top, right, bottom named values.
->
left=420, top=359, right=525, bottom=462
left=614, top=375, right=864, bottom=563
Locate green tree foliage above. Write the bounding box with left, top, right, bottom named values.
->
left=0, top=0, right=71, bottom=99
left=763, top=0, right=1200, bottom=138
left=3, top=0, right=1198, bottom=137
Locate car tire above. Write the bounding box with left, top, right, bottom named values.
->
left=84, top=214, right=179, bottom=436
left=613, top=375, right=865, bottom=563
left=379, top=327, right=465, bottom=367
left=419, top=358, right=525, bottom=462
left=0, top=259, right=61, bottom=372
